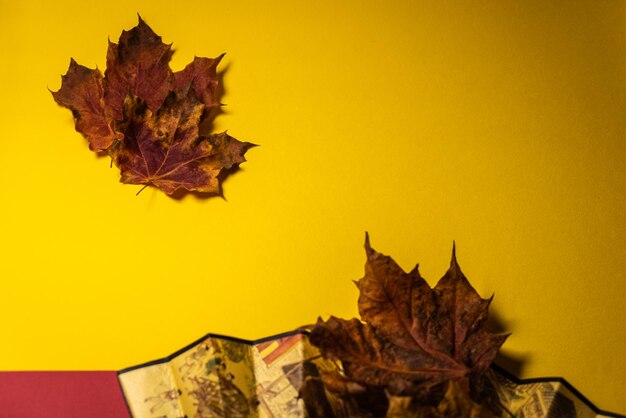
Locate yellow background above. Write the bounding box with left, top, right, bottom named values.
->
left=1, top=0, right=625, bottom=413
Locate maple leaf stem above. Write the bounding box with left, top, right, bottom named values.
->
left=136, top=181, right=152, bottom=196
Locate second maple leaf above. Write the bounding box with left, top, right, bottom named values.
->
left=52, top=17, right=251, bottom=196
left=309, top=235, right=509, bottom=415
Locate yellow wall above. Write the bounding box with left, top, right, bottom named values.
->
left=1, top=0, right=625, bottom=413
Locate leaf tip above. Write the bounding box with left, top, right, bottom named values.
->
left=450, top=240, right=458, bottom=267
left=364, top=231, right=374, bottom=257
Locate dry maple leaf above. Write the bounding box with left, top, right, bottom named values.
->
left=386, top=381, right=496, bottom=418
left=111, top=88, right=247, bottom=195
left=52, top=16, right=251, bottom=195
left=309, top=234, right=508, bottom=408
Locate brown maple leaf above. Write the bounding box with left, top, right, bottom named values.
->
left=309, top=234, right=508, bottom=404
left=386, top=381, right=496, bottom=418
left=111, top=88, right=247, bottom=195
left=52, top=16, right=250, bottom=195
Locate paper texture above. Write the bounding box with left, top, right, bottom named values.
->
left=487, top=368, right=616, bottom=418
left=119, top=332, right=329, bottom=417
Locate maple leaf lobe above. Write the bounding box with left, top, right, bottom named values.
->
left=174, top=54, right=224, bottom=111
left=104, top=17, right=173, bottom=119
left=51, top=59, right=117, bottom=151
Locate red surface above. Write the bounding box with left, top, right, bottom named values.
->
left=0, top=371, right=131, bottom=418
